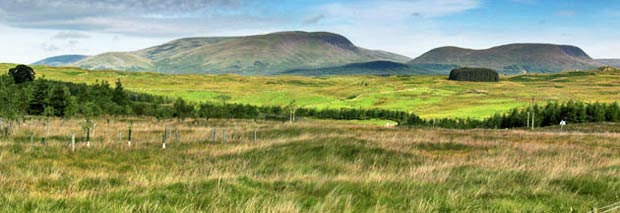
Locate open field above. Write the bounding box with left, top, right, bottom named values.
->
left=1, top=118, right=619, bottom=212
left=3, top=64, right=618, bottom=119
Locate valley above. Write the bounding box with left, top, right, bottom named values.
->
left=12, top=63, right=620, bottom=119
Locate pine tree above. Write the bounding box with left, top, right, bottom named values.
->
left=112, top=79, right=130, bottom=109
left=29, top=80, right=50, bottom=115
left=47, top=85, right=71, bottom=117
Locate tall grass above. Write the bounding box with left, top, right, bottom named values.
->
left=0, top=118, right=619, bottom=212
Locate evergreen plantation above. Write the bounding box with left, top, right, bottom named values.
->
left=2, top=65, right=619, bottom=129
left=448, top=67, right=500, bottom=82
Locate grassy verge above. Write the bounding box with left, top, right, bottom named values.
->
left=0, top=118, right=618, bottom=211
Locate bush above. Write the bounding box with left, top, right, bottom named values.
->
left=448, top=67, right=499, bottom=82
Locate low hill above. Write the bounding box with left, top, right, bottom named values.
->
left=32, top=55, right=88, bottom=66
left=281, top=60, right=461, bottom=76
left=280, top=60, right=438, bottom=76
left=409, top=44, right=603, bottom=74
left=596, top=59, right=620, bottom=68
left=73, top=31, right=411, bottom=75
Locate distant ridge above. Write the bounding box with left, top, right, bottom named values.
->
left=596, top=59, right=620, bottom=68
left=73, top=31, right=411, bottom=75
left=33, top=55, right=88, bottom=67
left=409, top=43, right=603, bottom=74
left=281, top=60, right=454, bottom=76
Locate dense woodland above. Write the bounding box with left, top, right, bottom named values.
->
left=448, top=67, right=500, bottom=82
left=2, top=65, right=619, bottom=129
left=419, top=101, right=620, bottom=129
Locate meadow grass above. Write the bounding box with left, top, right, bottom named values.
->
left=4, top=63, right=619, bottom=119
left=1, top=118, right=619, bottom=212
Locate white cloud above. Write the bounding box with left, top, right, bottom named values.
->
left=319, top=0, right=480, bottom=21
left=303, top=14, right=325, bottom=25
left=52, top=31, right=91, bottom=40
left=1, top=0, right=619, bottom=63
left=555, top=10, right=577, bottom=17
left=0, top=24, right=170, bottom=64
left=301, top=0, right=481, bottom=58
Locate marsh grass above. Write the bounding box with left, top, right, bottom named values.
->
left=0, top=118, right=619, bottom=212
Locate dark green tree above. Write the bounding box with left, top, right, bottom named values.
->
left=29, top=80, right=50, bottom=115
left=8, top=65, right=36, bottom=84
left=174, top=98, right=193, bottom=121
left=47, top=85, right=71, bottom=117
left=112, top=79, right=130, bottom=107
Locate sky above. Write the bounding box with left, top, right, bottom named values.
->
left=1, top=0, right=619, bottom=64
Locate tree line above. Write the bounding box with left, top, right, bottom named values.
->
left=416, top=100, right=620, bottom=129
left=3, top=65, right=619, bottom=129
left=448, top=67, right=500, bottom=82
left=1, top=65, right=422, bottom=124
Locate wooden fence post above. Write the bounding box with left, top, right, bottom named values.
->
left=128, top=123, right=132, bottom=147
left=71, top=133, right=75, bottom=152
left=86, top=127, right=91, bottom=147
left=532, top=113, right=535, bottom=130
left=223, top=128, right=226, bottom=144
left=175, top=128, right=179, bottom=143
left=527, top=112, right=530, bottom=128
left=162, top=132, right=167, bottom=149
left=163, top=127, right=168, bottom=143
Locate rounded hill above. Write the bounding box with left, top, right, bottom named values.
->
left=73, top=31, right=411, bottom=75
left=410, top=43, right=603, bottom=74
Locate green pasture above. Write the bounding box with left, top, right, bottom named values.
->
left=3, top=63, right=618, bottom=119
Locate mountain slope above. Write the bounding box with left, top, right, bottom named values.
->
left=281, top=60, right=452, bottom=76
left=596, top=59, right=620, bottom=68
left=73, top=31, right=411, bottom=74
left=409, top=44, right=603, bottom=74
left=33, top=55, right=88, bottom=66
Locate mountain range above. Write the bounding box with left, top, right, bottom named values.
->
left=70, top=31, right=410, bottom=75
left=596, top=59, right=620, bottom=68
left=33, top=31, right=615, bottom=76
left=32, top=55, right=88, bottom=67
left=409, top=44, right=603, bottom=74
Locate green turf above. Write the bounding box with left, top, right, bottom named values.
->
left=4, top=64, right=619, bottom=119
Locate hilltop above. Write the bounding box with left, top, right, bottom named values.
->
left=409, top=43, right=603, bottom=74
left=73, top=31, right=411, bottom=74
left=32, top=54, right=88, bottom=66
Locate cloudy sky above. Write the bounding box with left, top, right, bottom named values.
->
left=1, top=0, right=619, bottom=63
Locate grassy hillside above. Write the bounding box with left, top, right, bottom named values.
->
left=280, top=60, right=438, bottom=76
left=1, top=118, right=618, bottom=211
left=6, top=63, right=619, bottom=119
left=32, top=55, right=88, bottom=67
left=410, top=44, right=603, bottom=74
left=73, top=31, right=411, bottom=75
